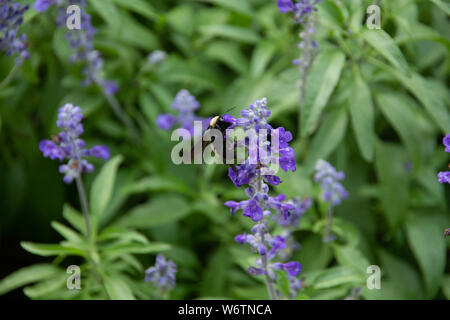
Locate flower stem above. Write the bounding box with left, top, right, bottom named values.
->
left=323, top=205, right=335, bottom=243
left=0, top=63, right=21, bottom=91
left=75, top=174, right=91, bottom=240
left=99, top=85, right=138, bottom=137
left=260, top=230, right=277, bottom=300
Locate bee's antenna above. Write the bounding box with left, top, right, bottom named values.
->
left=224, top=106, right=236, bottom=115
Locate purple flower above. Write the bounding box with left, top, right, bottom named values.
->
left=0, top=0, right=30, bottom=63
left=172, top=89, right=200, bottom=112
left=438, top=171, right=450, bottom=184
left=33, top=0, right=51, bottom=12
left=40, top=103, right=110, bottom=183
left=437, top=134, right=450, bottom=185
left=314, top=159, right=348, bottom=205
left=89, top=145, right=110, bottom=161
left=101, top=80, right=119, bottom=96
left=156, top=89, right=204, bottom=136
left=35, top=0, right=118, bottom=93
left=443, top=134, right=450, bottom=153
left=39, top=140, right=66, bottom=161
left=273, top=197, right=311, bottom=227
left=272, top=261, right=302, bottom=277
left=235, top=233, right=248, bottom=244
left=243, top=199, right=263, bottom=222
left=248, top=267, right=265, bottom=276
left=148, top=50, right=167, bottom=64
left=283, top=261, right=302, bottom=277
left=267, top=235, right=286, bottom=258
left=224, top=98, right=308, bottom=299
left=277, top=0, right=294, bottom=13
left=156, top=114, right=176, bottom=130
left=145, top=254, right=177, bottom=290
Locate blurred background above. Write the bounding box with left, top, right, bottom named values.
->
left=0, top=0, right=449, bottom=299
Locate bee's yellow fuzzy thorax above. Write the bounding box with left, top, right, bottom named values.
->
left=210, top=116, right=220, bottom=127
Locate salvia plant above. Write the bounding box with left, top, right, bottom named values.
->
left=224, top=97, right=311, bottom=299
left=0, top=0, right=449, bottom=301
left=314, top=159, right=348, bottom=242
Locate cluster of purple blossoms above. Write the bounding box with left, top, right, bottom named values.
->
left=314, top=159, right=347, bottom=243
left=156, top=89, right=206, bottom=136
left=0, top=0, right=30, bottom=63
left=314, top=159, right=348, bottom=206
left=145, top=254, right=177, bottom=291
left=224, top=98, right=310, bottom=299
left=277, top=0, right=320, bottom=23
left=437, top=134, right=450, bottom=184
left=276, top=0, right=320, bottom=68
left=33, top=0, right=118, bottom=95
left=39, top=103, right=110, bottom=184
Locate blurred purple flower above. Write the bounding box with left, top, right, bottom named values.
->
left=0, top=0, right=30, bottom=63
left=437, top=134, right=450, bottom=185
left=148, top=50, right=167, bottom=64
left=443, top=134, right=450, bottom=153
left=314, top=159, right=348, bottom=205
left=156, top=89, right=204, bottom=136
left=34, top=0, right=118, bottom=93
left=145, top=254, right=177, bottom=291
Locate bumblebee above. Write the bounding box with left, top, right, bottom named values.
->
left=191, top=115, right=233, bottom=163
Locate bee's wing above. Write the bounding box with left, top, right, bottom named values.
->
left=191, top=139, right=210, bottom=162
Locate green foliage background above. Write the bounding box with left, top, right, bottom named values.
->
left=0, top=0, right=449, bottom=299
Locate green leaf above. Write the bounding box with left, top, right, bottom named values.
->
left=98, top=226, right=149, bottom=244
left=313, top=267, right=365, bottom=289
left=23, top=272, right=67, bottom=299
left=0, top=264, right=60, bottom=295
left=406, top=213, right=446, bottom=298
left=196, top=0, right=252, bottom=16
left=317, top=0, right=346, bottom=29
left=369, top=59, right=450, bottom=133
left=363, top=29, right=410, bottom=75
left=110, top=0, right=158, bottom=20
left=348, top=74, right=375, bottom=161
left=198, top=25, right=261, bottom=44
left=442, top=276, right=450, bottom=300
left=121, top=175, right=196, bottom=198
left=205, top=41, right=248, bottom=74
left=304, top=107, right=348, bottom=173
left=379, top=249, right=424, bottom=299
left=51, top=221, right=84, bottom=246
left=103, top=274, right=135, bottom=300
left=63, top=204, right=86, bottom=235
left=250, top=41, right=276, bottom=78
left=90, top=155, right=123, bottom=221
left=376, top=92, right=424, bottom=170
left=102, top=242, right=171, bottom=259
left=166, top=4, right=195, bottom=37
left=90, top=0, right=158, bottom=50
left=301, top=50, right=346, bottom=137
left=374, top=142, right=410, bottom=230
left=200, top=247, right=230, bottom=297
left=333, top=245, right=370, bottom=275
left=21, top=242, right=86, bottom=257
left=430, top=0, right=450, bottom=16
left=116, top=195, right=191, bottom=228
left=401, top=74, right=450, bottom=134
